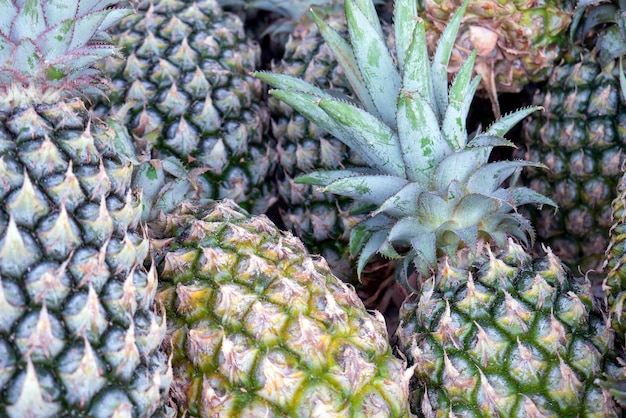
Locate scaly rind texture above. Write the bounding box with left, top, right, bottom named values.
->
left=100, top=0, right=275, bottom=214
left=418, top=0, right=574, bottom=115
left=397, top=240, right=619, bottom=417
left=519, top=46, right=626, bottom=274
left=153, top=199, right=413, bottom=417
left=0, top=98, right=171, bottom=417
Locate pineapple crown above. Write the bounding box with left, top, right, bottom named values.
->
left=0, top=0, right=132, bottom=105
left=256, top=0, right=555, bottom=281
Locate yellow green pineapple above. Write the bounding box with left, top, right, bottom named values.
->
left=151, top=199, right=413, bottom=417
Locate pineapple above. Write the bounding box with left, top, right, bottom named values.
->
left=417, top=0, right=575, bottom=116
left=99, top=0, right=275, bottom=215
left=0, top=1, right=171, bottom=416
left=518, top=0, right=626, bottom=274
left=258, top=0, right=618, bottom=414
left=152, top=199, right=413, bottom=417
left=397, top=240, right=619, bottom=416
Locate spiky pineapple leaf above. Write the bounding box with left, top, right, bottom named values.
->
left=486, top=106, right=541, bottom=136
left=433, top=147, right=493, bottom=189
left=466, top=161, right=545, bottom=194
left=410, top=233, right=437, bottom=270
left=357, top=229, right=388, bottom=277
left=311, top=9, right=378, bottom=116
left=317, top=98, right=405, bottom=176
left=431, top=0, right=469, bottom=120
left=255, top=72, right=332, bottom=98
left=510, top=187, right=557, bottom=209
left=374, top=182, right=428, bottom=218
left=402, top=18, right=435, bottom=111
left=351, top=0, right=385, bottom=39
left=350, top=214, right=394, bottom=256
left=442, top=50, right=480, bottom=151
left=295, top=169, right=373, bottom=187
left=397, top=89, right=449, bottom=183
left=452, top=194, right=501, bottom=227
left=324, top=175, right=409, bottom=205
left=345, top=0, right=400, bottom=128
left=394, top=0, right=419, bottom=70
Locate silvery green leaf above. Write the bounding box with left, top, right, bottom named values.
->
left=402, top=18, right=435, bottom=112
left=13, top=0, right=45, bottom=41
left=346, top=0, right=401, bottom=128
left=486, top=106, right=541, bottom=136
left=351, top=0, right=384, bottom=39
left=467, top=134, right=515, bottom=148
left=255, top=72, right=332, bottom=98
left=324, top=175, right=409, bottom=205
left=466, top=161, right=545, bottom=194
left=268, top=89, right=346, bottom=144
left=13, top=39, right=40, bottom=76
left=374, top=182, right=427, bottom=218
left=431, top=0, right=469, bottom=120
left=397, top=89, right=449, bottom=183
left=0, top=2, right=17, bottom=37
left=433, top=147, right=491, bottom=189
left=350, top=213, right=394, bottom=255
left=394, top=0, right=418, bottom=70
left=620, top=58, right=626, bottom=102
left=442, top=50, right=478, bottom=151
left=357, top=229, right=388, bottom=277
left=416, top=192, right=452, bottom=227
left=410, top=233, right=437, bottom=269
left=452, top=193, right=500, bottom=227
left=451, top=225, right=478, bottom=252
left=295, top=169, right=368, bottom=187
left=387, top=216, right=433, bottom=244
left=312, top=9, right=378, bottom=115
left=318, top=98, right=405, bottom=176
left=510, top=187, right=557, bottom=209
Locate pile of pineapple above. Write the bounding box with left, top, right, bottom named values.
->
left=2, top=0, right=626, bottom=416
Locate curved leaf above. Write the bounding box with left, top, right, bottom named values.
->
left=324, top=175, right=409, bottom=205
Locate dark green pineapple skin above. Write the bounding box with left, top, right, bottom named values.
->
left=100, top=0, right=275, bottom=215
left=519, top=46, right=626, bottom=273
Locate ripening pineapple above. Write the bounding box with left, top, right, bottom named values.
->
left=152, top=199, right=413, bottom=417
left=258, top=0, right=619, bottom=414
left=99, top=0, right=275, bottom=215
left=418, top=0, right=574, bottom=116
left=0, top=1, right=171, bottom=416
left=518, top=1, right=626, bottom=274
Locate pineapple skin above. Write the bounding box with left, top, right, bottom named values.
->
left=418, top=0, right=574, bottom=96
left=519, top=46, right=626, bottom=274
left=152, top=199, right=413, bottom=417
left=100, top=0, right=276, bottom=215
left=0, top=99, right=171, bottom=417
left=397, top=240, right=619, bottom=417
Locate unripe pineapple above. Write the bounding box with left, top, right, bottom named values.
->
left=152, top=199, right=413, bottom=417
left=99, top=0, right=275, bottom=215
left=397, top=240, right=619, bottom=416
left=0, top=1, right=171, bottom=416
left=518, top=1, right=626, bottom=274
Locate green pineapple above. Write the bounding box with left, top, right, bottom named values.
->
left=258, top=0, right=618, bottom=414
left=416, top=0, right=575, bottom=116
left=518, top=0, right=626, bottom=274
left=0, top=1, right=171, bottom=416
left=99, top=0, right=275, bottom=215
left=152, top=199, right=413, bottom=417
